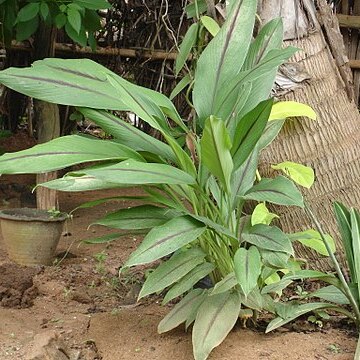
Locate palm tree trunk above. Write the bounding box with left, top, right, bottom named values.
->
left=258, top=0, right=360, bottom=270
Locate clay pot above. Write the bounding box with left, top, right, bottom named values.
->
left=0, top=208, right=67, bottom=266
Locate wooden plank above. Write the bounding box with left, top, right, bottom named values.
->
left=337, top=14, right=360, bottom=29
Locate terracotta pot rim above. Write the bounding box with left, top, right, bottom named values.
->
left=0, top=208, right=68, bottom=223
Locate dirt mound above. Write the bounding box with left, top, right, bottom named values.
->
left=0, top=263, right=40, bottom=308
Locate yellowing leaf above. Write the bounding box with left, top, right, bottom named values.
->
left=251, top=203, right=279, bottom=226
left=271, top=161, right=314, bottom=189
left=269, top=101, right=316, bottom=121
left=200, top=16, right=220, bottom=37
left=290, top=230, right=336, bottom=256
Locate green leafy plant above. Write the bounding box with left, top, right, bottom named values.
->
left=0, top=0, right=111, bottom=48
left=0, top=1, right=329, bottom=359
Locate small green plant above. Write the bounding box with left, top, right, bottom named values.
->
left=93, top=250, right=107, bottom=274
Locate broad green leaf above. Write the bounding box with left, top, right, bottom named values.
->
left=138, top=247, right=206, bottom=299
left=234, top=246, right=261, bottom=297
left=350, top=208, right=360, bottom=303
left=163, top=262, right=215, bottom=304
left=211, top=273, right=237, bottom=296
left=189, top=215, right=238, bottom=243
left=200, top=116, right=233, bottom=191
left=78, top=109, right=176, bottom=163
left=243, top=224, right=293, bottom=255
left=73, top=0, right=111, bottom=9
left=163, top=133, right=197, bottom=177
left=0, top=58, right=174, bottom=132
left=230, top=145, right=259, bottom=209
left=158, top=289, right=206, bottom=333
left=269, top=101, right=317, bottom=121
left=176, top=23, right=199, bottom=75
left=94, top=205, right=179, bottom=230
left=240, top=287, right=275, bottom=312
left=192, top=291, right=241, bottom=360
left=243, top=176, right=304, bottom=207
left=40, top=174, right=122, bottom=192
left=0, top=135, right=142, bottom=174
left=311, top=285, right=350, bottom=305
left=289, top=230, right=336, bottom=256
left=272, top=161, right=314, bottom=189
left=266, top=303, right=340, bottom=333
left=17, top=2, right=40, bottom=22
left=185, top=0, right=207, bottom=18
left=258, top=119, right=285, bottom=150
left=231, top=99, right=273, bottom=169
left=124, top=216, right=206, bottom=266
left=200, top=16, right=220, bottom=37
left=170, top=74, right=191, bottom=100
left=67, top=6, right=82, bottom=34
left=83, top=159, right=196, bottom=185
left=283, top=270, right=339, bottom=287
left=213, top=47, right=298, bottom=122
left=333, top=202, right=356, bottom=283
left=260, top=250, right=290, bottom=269
left=251, top=203, right=279, bottom=226
left=193, top=0, right=257, bottom=123
left=242, top=19, right=283, bottom=70
left=82, top=232, right=136, bottom=244
left=261, top=279, right=293, bottom=295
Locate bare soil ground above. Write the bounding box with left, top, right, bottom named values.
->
left=0, top=132, right=357, bottom=360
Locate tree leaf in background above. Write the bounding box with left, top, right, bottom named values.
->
left=16, top=16, right=39, bottom=41
left=16, top=2, right=40, bottom=22
left=258, top=119, right=285, bottom=150
left=73, top=0, right=111, bottom=10
left=67, top=6, right=82, bottom=34
left=192, top=291, right=241, bottom=360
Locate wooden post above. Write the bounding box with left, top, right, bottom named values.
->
left=33, top=24, right=60, bottom=210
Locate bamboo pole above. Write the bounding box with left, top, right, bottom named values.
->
left=336, top=14, right=360, bottom=29
left=10, top=42, right=179, bottom=61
